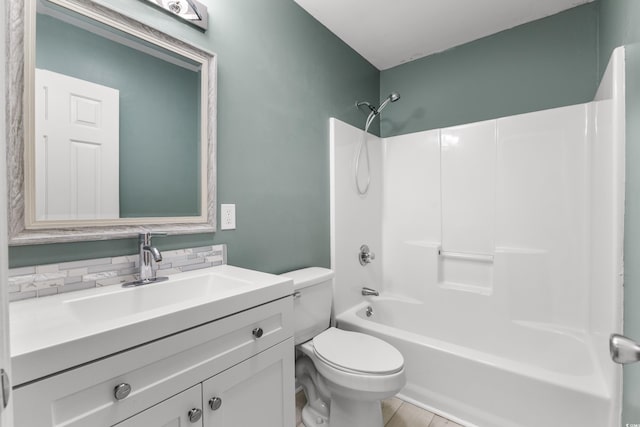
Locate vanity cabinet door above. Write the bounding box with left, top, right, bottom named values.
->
left=202, top=338, right=295, bottom=427
left=113, top=384, right=203, bottom=427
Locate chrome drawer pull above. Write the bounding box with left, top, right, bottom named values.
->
left=209, top=396, right=222, bottom=410
left=114, top=383, right=131, bottom=401
left=188, top=408, right=202, bottom=423
left=252, top=327, right=264, bottom=339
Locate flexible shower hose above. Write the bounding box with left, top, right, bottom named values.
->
left=354, top=111, right=377, bottom=195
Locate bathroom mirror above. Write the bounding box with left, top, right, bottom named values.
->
left=7, top=0, right=217, bottom=244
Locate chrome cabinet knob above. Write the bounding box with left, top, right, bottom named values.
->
left=209, top=396, right=222, bottom=410
left=188, top=408, right=202, bottom=423
left=252, top=327, right=264, bottom=339
left=114, top=383, right=132, bottom=401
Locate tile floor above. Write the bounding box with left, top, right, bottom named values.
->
left=295, top=392, right=465, bottom=427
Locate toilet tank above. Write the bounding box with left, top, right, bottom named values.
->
left=280, top=267, right=334, bottom=345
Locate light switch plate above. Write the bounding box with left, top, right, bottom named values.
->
left=220, top=204, right=236, bottom=230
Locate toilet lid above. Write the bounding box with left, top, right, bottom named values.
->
left=312, top=328, right=404, bottom=375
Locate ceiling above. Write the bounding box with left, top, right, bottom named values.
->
left=293, top=0, right=594, bottom=70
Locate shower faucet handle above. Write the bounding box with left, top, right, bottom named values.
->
left=359, top=244, right=375, bottom=266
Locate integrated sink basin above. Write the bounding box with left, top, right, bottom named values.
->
left=10, top=265, right=293, bottom=386
left=65, top=272, right=253, bottom=322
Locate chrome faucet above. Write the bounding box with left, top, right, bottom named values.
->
left=139, top=232, right=167, bottom=283
left=362, top=287, right=379, bottom=296
left=123, top=232, right=169, bottom=287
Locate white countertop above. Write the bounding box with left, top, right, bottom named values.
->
left=10, top=264, right=293, bottom=386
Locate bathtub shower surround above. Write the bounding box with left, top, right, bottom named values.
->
left=330, top=48, right=625, bottom=427
left=8, top=244, right=226, bottom=301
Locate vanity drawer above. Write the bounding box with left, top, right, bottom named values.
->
left=13, top=296, right=293, bottom=427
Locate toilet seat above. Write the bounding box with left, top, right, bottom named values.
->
left=312, top=328, right=404, bottom=375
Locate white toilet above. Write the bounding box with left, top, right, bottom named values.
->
left=282, top=267, right=406, bottom=427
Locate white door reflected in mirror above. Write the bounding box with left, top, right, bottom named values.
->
left=35, top=69, right=119, bottom=221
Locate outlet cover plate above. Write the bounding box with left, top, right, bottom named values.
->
left=220, top=204, right=236, bottom=230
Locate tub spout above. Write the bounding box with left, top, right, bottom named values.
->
left=362, top=287, right=379, bottom=296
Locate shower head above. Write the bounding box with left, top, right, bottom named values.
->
left=355, top=91, right=401, bottom=117
left=376, top=91, right=401, bottom=114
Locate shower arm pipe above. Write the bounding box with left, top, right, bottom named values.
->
left=357, top=101, right=378, bottom=115
left=357, top=95, right=393, bottom=117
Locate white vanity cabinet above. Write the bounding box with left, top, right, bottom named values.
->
left=12, top=296, right=295, bottom=427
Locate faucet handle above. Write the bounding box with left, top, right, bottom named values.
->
left=139, top=232, right=168, bottom=243
left=359, top=244, right=375, bottom=266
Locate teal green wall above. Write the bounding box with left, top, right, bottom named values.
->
left=598, top=0, right=640, bottom=76
left=36, top=12, right=200, bottom=217
left=10, top=0, right=380, bottom=272
left=599, top=0, right=640, bottom=424
left=379, top=3, right=599, bottom=137
left=12, top=2, right=640, bottom=419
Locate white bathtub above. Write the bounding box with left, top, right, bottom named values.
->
left=336, top=296, right=614, bottom=427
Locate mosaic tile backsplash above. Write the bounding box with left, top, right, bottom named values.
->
left=8, top=244, right=226, bottom=301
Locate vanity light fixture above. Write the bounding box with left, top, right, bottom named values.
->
left=143, top=0, right=209, bottom=30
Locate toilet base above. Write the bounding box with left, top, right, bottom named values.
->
left=302, top=403, right=330, bottom=427
left=302, top=398, right=383, bottom=427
